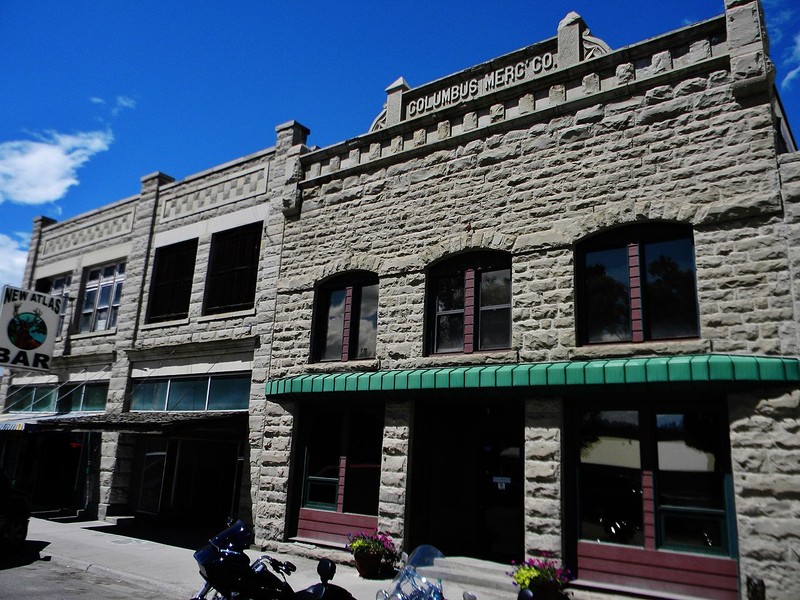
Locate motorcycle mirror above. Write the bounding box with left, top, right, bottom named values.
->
left=400, top=551, right=409, bottom=565
left=376, top=590, right=389, bottom=600
left=317, top=558, right=336, bottom=583
left=463, top=592, right=477, bottom=600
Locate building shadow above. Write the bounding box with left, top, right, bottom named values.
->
left=84, top=515, right=223, bottom=551
left=0, top=540, right=51, bottom=570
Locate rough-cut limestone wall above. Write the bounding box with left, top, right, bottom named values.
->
left=271, top=69, right=788, bottom=380
left=524, top=398, right=563, bottom=558
left=729, top=389, right=800, bottom=599
left=378, top=400, right=412, bottom=547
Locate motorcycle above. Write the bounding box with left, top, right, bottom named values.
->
left=375, top=545, right=477, bottom=600
left=190, top=519, right=353, bottom=600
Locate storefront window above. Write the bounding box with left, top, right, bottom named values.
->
left=130, top=375, right=249, bottom=411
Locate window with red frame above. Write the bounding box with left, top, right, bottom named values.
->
left=577, top=223, right=699, bottom=344
left=570, top=397, right=739, bottom=598
left=311, top=272, right=379, bottom=362
left=426, top=251, right=511, bottom=355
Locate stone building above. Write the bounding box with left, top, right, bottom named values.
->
left=2, top=1, right=800, bottom=598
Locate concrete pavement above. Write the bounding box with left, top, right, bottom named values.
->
left=24, top=517, right=392, bottom=600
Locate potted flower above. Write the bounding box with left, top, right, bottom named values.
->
left=347, top=530, right=398, bottom=579
left=509, top=552, right=572, bottom=599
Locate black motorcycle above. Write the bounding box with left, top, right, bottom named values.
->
left=191, top=520, right=353, bottom=600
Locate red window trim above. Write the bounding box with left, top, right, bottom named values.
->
left=577, top=541, right=738, bottom=599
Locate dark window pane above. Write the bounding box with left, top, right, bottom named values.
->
left=343, top=410, right=382, bottom=515
left=436, top=274, right=464, bottom=312
left=657, top=412, right=726, bottom=510
left=579, top=410, right=643, bottom=546
left=167, top=379, right=207, bottom=411
left=643, top=238, right=699, bottom=339
left=584, top=247, right=631, bottom=343
left=480, top=268, right=511, bottom=307
left=436, top=314, right=464, bottom=352
left=321, top=289, right=346, bottom=361
left=130, top=381, right=169, bottom=411
left=208, top=377, right=249, bottom=410
left=148, top=239, right=197, bottom=323
left=31, top=387, right=57, bottom=412
left=479, top=307, right=511, bottom=349
left=8, top=388, right=35, bottom=412
left=355, top=284, right=378, bottom=359
left=81, top=384, right=108, bottom=411
left=304, top=412, right=343, bottom=510
left=661, top=512, right=726, bottom=552
left=204, top=222, right=261, bottom=315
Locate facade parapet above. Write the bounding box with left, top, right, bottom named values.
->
left=294, top=15, right=729, bottom=201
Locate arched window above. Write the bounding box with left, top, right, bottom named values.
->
left=576, top=223, right=699, bottom=344
left=311, top=272, right=379, bottom=362
left=426, top=251, right=512, bottom=354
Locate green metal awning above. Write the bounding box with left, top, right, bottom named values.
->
left=265, top=354, right=800, bottom=397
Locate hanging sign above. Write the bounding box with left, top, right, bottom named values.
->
left=0, top=285, right=60, bottom=372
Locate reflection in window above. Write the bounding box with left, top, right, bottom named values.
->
left=79, top=261, right=125, bottom=333
left=36, top=274, right=72, bottom=337
left=575, top=402, right=733, bottom=556
left=5, top=386, right=57, bottom=412
left=300, top=405, right=383, bottom=516
left=428, top=252, right=511, bottom=355
left=578, top=224, right=699, bottom=344
left=578, top=410, right=644, bottom=546
left=130, top=374, right=249, bottom=411
left=312, top=273, right=378, bottom=363
left=57, top=383, right=108, bottom=412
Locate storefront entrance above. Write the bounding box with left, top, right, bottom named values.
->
left=409, top=398, right=524, bottom=562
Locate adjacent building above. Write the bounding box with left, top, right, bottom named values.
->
left=2, top=2, right=799, bottom=598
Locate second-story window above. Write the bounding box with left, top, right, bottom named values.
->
left=576, top=223, right=699, bottom=344
left=203, top=222, right=262, bottom=315
left=147, top=239, right=198, bottom=323
left=426, top=251, right=511, bottom=354
left=311, top=272, right=379, bottom=362
left=36, top=273, right=72, bottom=337
left=78, top=261, right=125, bottom=333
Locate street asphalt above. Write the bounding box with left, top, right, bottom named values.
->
left=23, top=517, right=392, bottom=600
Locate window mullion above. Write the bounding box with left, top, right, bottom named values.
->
left=628, top=242, right=644, bottom=342
left=341, top=286, right=354, bottom=361
left=464, top=268, right=475, bottom=353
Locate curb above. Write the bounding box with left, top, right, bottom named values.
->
left=45, top=551, right=195, bottom=598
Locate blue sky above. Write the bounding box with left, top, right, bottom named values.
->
left=2, top=0, right=799, bottom=290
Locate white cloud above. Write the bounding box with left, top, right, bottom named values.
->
left=0, top=130, right=113, bottom=205
left=112, top=96, right=136, bottom=116
left=781, top=30, right=800, bottom=90
left=0, top=232, right=30, bottom=289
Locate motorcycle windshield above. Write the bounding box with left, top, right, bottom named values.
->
left=210, top=519, right=254, bottom=552
left=385, top=545, right=445, bottom=600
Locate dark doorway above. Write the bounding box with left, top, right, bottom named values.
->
left=409, top=398, right=524, bottom=562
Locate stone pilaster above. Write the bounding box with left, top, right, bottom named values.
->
left=379, top=400, right=412, bottom=548
left=385, top=77, right=410, bottom=127
left=21, top=216, right=56, bottom=289
left=725, top=0, right=774, bottom=98
left=524, top=397, right=563, bottom=557
left=275, top=121, right=310, bottom=217
left=729, top=388, right=800, bottom=599
left=557, top=12, right=588, bottom=69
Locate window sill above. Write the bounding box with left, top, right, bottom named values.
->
left=305, top=359, right=381, bottom=373
left=197, top=308, right=256, bottom=322
left=417, top=349, right=519, bottom=367
left=141, top=318, right=190, bottom=330
left=569, top=338, right=711, bottom=361
left=70, top=328, right=118, bottom=341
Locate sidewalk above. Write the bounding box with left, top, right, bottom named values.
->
left=26, top=517, right=391, bottom=600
